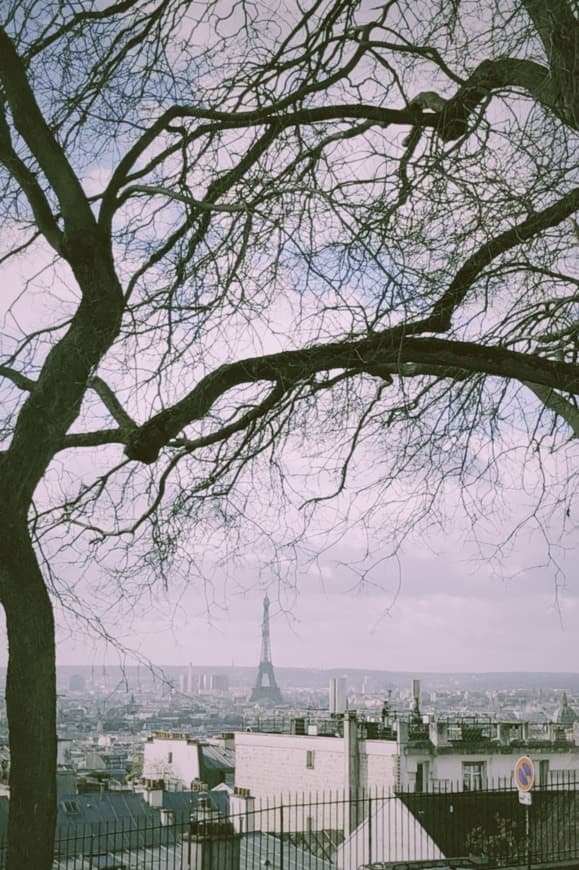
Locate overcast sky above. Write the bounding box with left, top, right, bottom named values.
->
left=35, top=514, right=576, bottom=673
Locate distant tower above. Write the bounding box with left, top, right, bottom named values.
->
left=187, top=662, right=194, bottom=695
left=329, top=677, right=347, bottom=714
left=250, top=595, right=282, bottom=704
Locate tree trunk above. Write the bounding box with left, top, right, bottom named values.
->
left=0, top=523, right=57, bottom=870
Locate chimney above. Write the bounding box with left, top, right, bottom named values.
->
left=183, top=830, right=240, bottom=870
left=397, top=720, right=409, bottom=747
left=185, top=799, right=240, bottom=870
left=192, top=795, right=220, bottom=828
left=220, top=733, right=235, bottom=752
left=344, top=711, right=360, bottom=836
left=230, top=787, right=256, bottom=834
left=142, top=779, right=164, bottom=807
left=160, top=808, right=175, bottom=826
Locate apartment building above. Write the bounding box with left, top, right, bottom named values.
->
left=235, top=708, right=579, bottom=799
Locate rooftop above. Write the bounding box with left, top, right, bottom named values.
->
left=240, top=712, right=579, bottom=751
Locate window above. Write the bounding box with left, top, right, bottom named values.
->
left=167, top=752, right=173, bottom=764
left=306, top=750, right=315, bottom=769
left=62, top=800, right=79, bottom=815
left=415, top=761, right=429, bottom=792
left=462, top=762, right=485, bottom=791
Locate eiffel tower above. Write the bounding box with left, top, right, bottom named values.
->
left=250, top=594, right=282, bottom=704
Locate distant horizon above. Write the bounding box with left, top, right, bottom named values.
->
left=43, top=662, right=579, bottom=694
left=49, top=663, right=579, bottom=676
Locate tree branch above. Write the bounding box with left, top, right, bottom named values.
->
left=429, top=186, right=579, bottom=330
left=0, top=366, right=36, bottom=392
left=24, top=0, right=143, bottom=62
left=521, top=0, right=578, bottom=128
left=60, top=429, right=125, bottom=450
left=168, top=382, right=286, bottom=454
left=125, top=335, right=579, bottom=464
left=0, top=108, right=63, bottom=253
left=89, top=377, right=136, bottom=431
left=100, top=103, right=437, bottom=222
left=118, top=184, right=250, bottom=213
left=434, top=56, right=578, bottom=140
left=524, top=382, right=579, bottom=436
left=0, top=27, right=95, bottom=234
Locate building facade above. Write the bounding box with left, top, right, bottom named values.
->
left=143, top=732, right=234, bottom=790
left=235, top=711, right=579, bottom=799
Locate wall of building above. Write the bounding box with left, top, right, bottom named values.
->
left=143, top=736, right=201, bottom=787
left=237, top=728, right=579, bottom=801
left=235, top=731, right=399, bottom=801
left=359, top=740, right=398, bottom=792
left=400, top=746, right=579, bottom=791
left=235, top=732, right=346, bottom=798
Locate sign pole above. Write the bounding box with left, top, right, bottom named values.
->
left=525, top=802, right=531, bottom=870
left=514, top=756, right=534, bottom=870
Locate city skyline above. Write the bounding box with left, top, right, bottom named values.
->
left=10, top=531, right=574, bottom=675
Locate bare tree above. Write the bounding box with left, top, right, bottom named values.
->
left=0, top=0, right=577, bottom=865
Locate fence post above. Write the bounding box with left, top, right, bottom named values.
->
left=187, top=816, right=192, bottom=870
left=279, top=800, right=284, bottom=870
left=368, top=792, right=373, bottom=863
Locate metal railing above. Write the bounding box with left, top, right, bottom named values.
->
left=241, top=713, right=578, bottom=747
left=0, top=776, right=577, bottom=868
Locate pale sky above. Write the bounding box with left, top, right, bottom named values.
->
left=46, top=513, right=579, bottom=673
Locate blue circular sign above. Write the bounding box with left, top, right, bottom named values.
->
left=514, top=756, right=534, bottom=792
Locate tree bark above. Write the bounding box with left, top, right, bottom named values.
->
left=0, top=522, right=57, bottom=870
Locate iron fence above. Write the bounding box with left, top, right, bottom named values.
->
left=0, top=777, right=577, bottom=868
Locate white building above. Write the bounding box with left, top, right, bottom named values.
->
left=232, top=709, right=579, bottom=867
left=235, top=711, right=579, bottom=799
left=143, top=732, right=234, bottom=790
left=236, top=713, right=398, bottom=800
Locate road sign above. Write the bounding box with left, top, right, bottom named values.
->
left=514, top=756, right=535, bottom=792
left=519, top=791, right=532, bottom=806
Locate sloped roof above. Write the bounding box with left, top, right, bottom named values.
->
left=162, top=788, right=230, bottom=819
left=53, top=831, right=334, bottom=869
left=1, top=787, right=233, bottom=861
left=57, top=792, right=157, bottom=828
left=241, top=832, right=334, bottom=869
left=199, top=744, right=235, bottom=772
